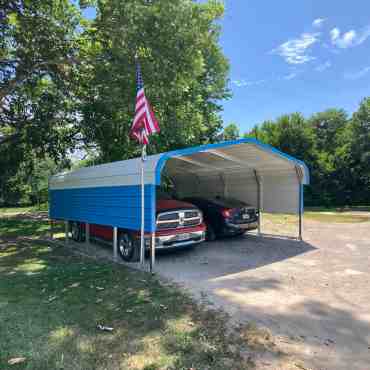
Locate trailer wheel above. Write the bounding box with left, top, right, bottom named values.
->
left=71, top=221, right=81, bottom=242
left=118, top=232, right=139, bottom=262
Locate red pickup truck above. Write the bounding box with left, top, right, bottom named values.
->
left=69, top=191, right=206, bottom=261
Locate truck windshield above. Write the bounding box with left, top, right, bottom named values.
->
left=212, top=196, right=246, bottom=208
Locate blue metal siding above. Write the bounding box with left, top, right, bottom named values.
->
left=49, top=184, right=156, bottom=232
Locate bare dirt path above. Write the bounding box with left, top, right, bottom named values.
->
left=155, top=220, right=370, bottom=370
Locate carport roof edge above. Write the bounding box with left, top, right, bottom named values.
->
left=49, top=138, right=309, bottom=190
left=154, top=138, right=310, bottom=185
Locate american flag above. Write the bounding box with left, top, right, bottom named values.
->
left=130, top=61, right=160, bottom=145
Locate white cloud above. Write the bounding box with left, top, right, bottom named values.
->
left=313, top=18, right=326, bottom=28
left=330, top=28, right=340, bottom=42
left=231, top=79, right=266, bottom=88
left=283, top=72, right=298, bottom=80
left=330, top=26, right=370, bottom=48
left=344, top=66, right=370, bottom=80
left=315, top=61, right=332, bottom=72
left=271, top=32, right=320, bottom=64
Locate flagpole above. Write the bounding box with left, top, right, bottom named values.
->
left=140, top=144, right=146, bottom=265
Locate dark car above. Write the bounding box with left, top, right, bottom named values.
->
left=182, top=196, right=259, bottom=241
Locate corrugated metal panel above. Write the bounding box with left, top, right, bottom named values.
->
left=49, top=185, right=156, bottom=232
left=49, top=155, right=161, bottom=190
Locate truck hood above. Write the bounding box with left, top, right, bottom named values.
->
left=157, top=199, right=197, bottom=213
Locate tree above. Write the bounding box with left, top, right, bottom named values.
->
left=75, top=0, right=230, bottom=162
left=220, top=123, right=240, bottom=141
left=0, top=0, right=81, bottom=202
left=308, top=109, right=351, bottom=205
left=0, top=153, right=69, bottom=206
left=0, top=0, right=81, bottom=159
left=242, top=105, right=370, bottom=207
left=349, top=98, right=370, bottom=204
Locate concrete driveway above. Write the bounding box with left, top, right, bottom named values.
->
left=155, top=220, right=370, bottom=370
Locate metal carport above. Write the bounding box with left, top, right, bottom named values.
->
left=152, top=138, right=309, bottom=268
left=49, top=138, right=309, bottom=269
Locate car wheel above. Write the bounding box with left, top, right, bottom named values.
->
left=71, top=222, right=81, bottom=242
left=205, top=222, right=216, bottom=241
left=118, top=232, right=139, bottom=262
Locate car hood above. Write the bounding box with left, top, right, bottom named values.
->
left=157, top=199, right=197, bottom=213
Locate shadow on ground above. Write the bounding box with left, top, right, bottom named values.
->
left=154, top=234, right=317, bottom=280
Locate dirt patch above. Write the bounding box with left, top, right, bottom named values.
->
left=154, top=219, right=370, bottom=370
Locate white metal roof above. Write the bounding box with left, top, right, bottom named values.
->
left=49, top=139, right=309, bottom=191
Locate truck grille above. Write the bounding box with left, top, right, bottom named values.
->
left=157, top=209, right=202, bottom=230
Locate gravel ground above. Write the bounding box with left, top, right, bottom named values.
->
left=154, top=220, right=370, bottom=370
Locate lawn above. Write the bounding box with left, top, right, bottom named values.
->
left=0, top=214, right=262, bottom=370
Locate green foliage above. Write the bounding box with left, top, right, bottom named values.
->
left=1, top=0, right=230, bottom=204
left=0, top=154, right=68, bottom=207
left=244, top=105, right=370, bottom=206
left=348, top=98, right=370, bottom=203
left=0, top=0, right=82, bottom=204
left=220, top=123, right=240, bottom=141
left=75, top=0, right=230, bottom=162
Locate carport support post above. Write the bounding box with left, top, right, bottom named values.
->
left=65, top=221, right=69, bottom=245
left=50, top=219, right=54, bottom=240
left=295, top=165, right=303, bottom=241
left=298, top=184, right=303, bottom=241
left=150, top=233, right=156, bottom=273
left=254, top=170, right=262, bottom=236
left=113, top=227, right=118, bottom=261
left=85, top=223, right=90, bottom=245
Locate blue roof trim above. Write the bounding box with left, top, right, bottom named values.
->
left=155, top=138, right=310, bottom=185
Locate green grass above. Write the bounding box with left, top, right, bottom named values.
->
left=0, top=203, right=48, bottom=215
left=305, top=206, right=370, bottom=212
left=0, top=218, right=259, bottom=370
left=303, top=211, right=370, bottom=223
left=263, top=211, right=370, bottom=225
left=0, top=219, right=51, bottom=238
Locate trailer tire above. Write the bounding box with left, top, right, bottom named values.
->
left=118, top=232, right=140, bottom=262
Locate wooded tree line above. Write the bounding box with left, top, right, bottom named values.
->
left=223, top=100, right=370, bottom=206
left=0, top=0, right=369, bottom=207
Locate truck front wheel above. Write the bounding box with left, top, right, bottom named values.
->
left=118, top=232, right=140, bottom=262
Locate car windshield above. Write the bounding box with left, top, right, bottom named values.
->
left=211, top=196, right=246, bottom=208
left=156, top=187, right=173, bottom=200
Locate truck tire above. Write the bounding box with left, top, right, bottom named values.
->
left=205, top=222, right=216, bottom=241
left=118, top=232, right=140, bottom=262
left=70, top=221, right=81, bottom=242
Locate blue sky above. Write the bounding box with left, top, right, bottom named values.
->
left=81, top=1, right=370, bottom=133
left=220, top=0, right=370, bottom=132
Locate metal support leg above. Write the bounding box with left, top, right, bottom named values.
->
left=257, top=183, right=262, bottom=236
left=65, top=221, right=69, bottom=245
left=254, top=170, right=263, bottom=236
left=140, top=149, right=145, bottom=265
left=85, top=223, right=90, bottom=245
left=150, top=233, right=156, bottom=274
left=295, top=166, right=304, bottom=241
left=113, top=227, right=118, bottom=261
left=50, top=219, right=54, bottom=240
left=298, top=184, right=303, bottom=241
